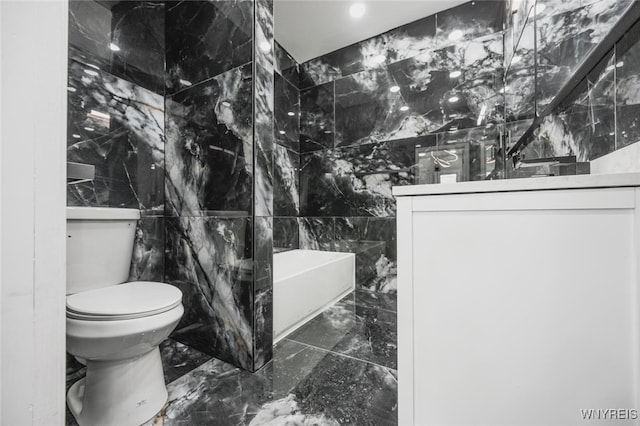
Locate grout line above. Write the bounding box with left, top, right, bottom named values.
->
left=282, top=338, right=396, bottom=372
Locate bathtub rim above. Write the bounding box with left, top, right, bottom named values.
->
left=273, top=249, right=356, bottom=282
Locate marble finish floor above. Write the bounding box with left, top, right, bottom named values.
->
left=66, top=290, right=397, bottom=426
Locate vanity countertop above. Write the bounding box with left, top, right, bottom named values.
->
left=392, top=173, right=640, bottom=197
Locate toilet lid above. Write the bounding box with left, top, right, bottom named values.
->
left=66, top=281, right=182, bottom=321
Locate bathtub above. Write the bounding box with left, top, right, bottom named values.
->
left=273, top=249, right=355, bottom=343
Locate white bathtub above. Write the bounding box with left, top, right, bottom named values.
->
left=273, top=249, right=355, bottom=343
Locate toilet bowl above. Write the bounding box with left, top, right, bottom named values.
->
left=66, top=207, right=184, bottom=426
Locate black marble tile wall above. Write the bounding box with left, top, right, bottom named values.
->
left=68, top=1, right=165, bottom=94
left=165, top=215, right=254, bottom=370
left=616, top=18, right=640, bottom=150
left=299, top=139, right=420, bottom=217
left=165, top=63, right=253, bottom=217
left=165, top=0, right=253, bottom=94
left=521, top=50, right=617, bottom=163
left=275, top=73, right=300, bottom=152
left=253, top=0, right=275, bottom=371
left=67, top=59, right=165, bottom=212
left=535, top=0, right=632, bottom=111
left=273, top=217, right=299, bottom=251
left=275, top=42, right=300, bottom=88
left=273, top=145, right=300, bottom=216
left=300, top=82, right=335, bottom=153
left=129, top=215, right=165, bottom=282
left=298, top=1, right=504, bottom=90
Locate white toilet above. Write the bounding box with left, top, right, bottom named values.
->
left=66, top=207, right=184, bottom=426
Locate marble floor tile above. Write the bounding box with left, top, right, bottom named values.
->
left=66, top=293, right=398, bottom=426
left=286, top=292, right=398, bottom=370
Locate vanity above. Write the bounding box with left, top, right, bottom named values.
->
left=394, top=173, right=640, bottom=426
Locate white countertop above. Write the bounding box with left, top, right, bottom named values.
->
left=392, top=173, right=640, bottom=197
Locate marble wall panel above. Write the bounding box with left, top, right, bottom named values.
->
left=273, top=145, right=300, bottom=217
left=165, top=0, right=253, bottom=93
left=129, top=215, right=165, bottom=282
left=299, top=138, right=421, bottom=217
left=616, top=19, right=640, bottom=149
left=165, top=63, right=253, bottom=217
left=275, top=42, right=300, bottom=88
left=435, top=1, right=505, bottom=48
left=300, top=82, right=335, bottom=153
left=165, top=216, right=254, bottom=370
left=67, top=60, right=165, bottom=212
left=275, top=73, right=300, bottom=152
left=254, top=62, right=275, bottom=218
left=273, top=217, right=300, bottom=251
left=68, top=0, right=165, bottom=94
left=535, top=0, right=632, bottom=111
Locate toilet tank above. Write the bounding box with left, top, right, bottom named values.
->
left=66, top=207, right=140, bottom=295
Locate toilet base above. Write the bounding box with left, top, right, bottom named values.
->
left=67, top=348, right=167, bottom=426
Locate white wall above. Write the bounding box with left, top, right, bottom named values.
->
left=0, top=1, right=68, bottom=424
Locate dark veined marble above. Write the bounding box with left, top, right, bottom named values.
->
left=254, top=62, right=275, bottom=217
left=128, top=215, right=164, bottom=282
left=275, top=41, right=300, bottom=88
left=518, top=48, right=617, bottom=163
left=273, top=217, right=299, bottom=251
left=298, top=218, right=336, bottom=251
left=165, top=63, right=253, bottom=217
left=300, top=82, right=335, bottom=153
left=164, top=338, right=397, bottom=426
left=160, top=339, right=213, bottom=384
left=273, top=145, right=300, bottom=217
left=165, top=216, right=254, bottom=370
left=66, top=60, right=165, bottom=212
left=299, top=1, right=504, bottom=90
left=616, top=18, right=640, bottom=150
left=299, top=138, right=420, bottom=217
left=435, top=1, right=506, bottom=48
left=333, top=31, right=503, bottom=148
left=275, top=73, right=300, bottom=152
left=535, top=0, right=632, bottom=111
left=287, top=295, right=397, bottom=370
left=165, top=0, right=253, bottom=94
left=255, top=0, right=274, bottom=71
left=68, top=1, right=165, bottom=94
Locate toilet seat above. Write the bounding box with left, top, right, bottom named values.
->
left=66, top=281, right=182, bottom=321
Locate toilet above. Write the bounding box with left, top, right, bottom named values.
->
left=66, top=207, right=184, bottom=426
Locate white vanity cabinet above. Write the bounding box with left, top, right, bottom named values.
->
left=394, top=174, right=640, bottom=426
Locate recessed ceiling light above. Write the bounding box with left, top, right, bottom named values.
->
left=279, top=130, right=286, bottom=135
left=400, top=105, right=409, bottom=112
left=389, top=85, right=400, bottom=93
left=418, top=152, right=427, bottom=157
left=259, top=41, right=271, bottom=53
left=373, top=54, right=386, bottom=64
left=349, top=3, right=366, bottom=18
left=287, top=111, right=295, bottom=116
left=179, top=79, right=192, bottom=87
left=84, top=127, right=95, bottom=132
left=448, top=30, right=464, bottom=41
left=109, top=43, right=121, bottom=52
left=84, top=69, right=99, bottom=77
left=449, top=70, right=462, bottom=79
left=221, top=101, right=231, bottom=107
left=72, top=134, right=81, bottom=139
left=415, top=144, right=422, bottom=148
left=448, top=96, right=460, bottom=103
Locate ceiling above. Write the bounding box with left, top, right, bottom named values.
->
left=274, top=0, right=468, bottom=63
